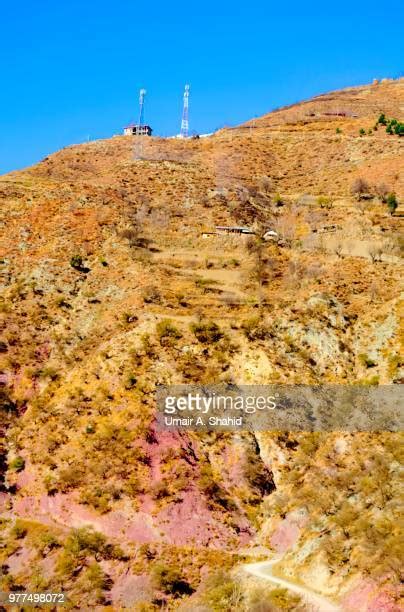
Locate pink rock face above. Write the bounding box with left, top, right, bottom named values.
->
left=367, top=593, right=401, bottom=612
left=10, top=426, right=254, bottom=551
left=270, top=517, right=301, bottom=553
left=16, top=463, right=35, bottom=489
left=0, top=492, right=10, bottom=512
left=157, top=489, right=252, bottom=547
left=13, top=487, right=251, bottom=550
left=109, top=573, right=152, bottom=607
left=7, top=547, right=34, bottom=574
left=342, top=579, right=401, bottom=612
left=14, top=494, right=161, bottom=543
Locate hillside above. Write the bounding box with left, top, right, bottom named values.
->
left=0, top=79, right=403, bottom=610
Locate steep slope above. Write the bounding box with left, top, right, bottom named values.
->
left=0, top=79, right=403, bottom=609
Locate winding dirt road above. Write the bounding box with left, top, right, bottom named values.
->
left=243, top=559, right=341, bottom=612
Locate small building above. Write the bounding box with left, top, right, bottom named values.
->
left=263, top=230, right=279, bottom=241
left=215, top=226, right=254, bottom=235
left=313, top=224, right=342, bottom=234
left=123, top=124, right=152, bottom=136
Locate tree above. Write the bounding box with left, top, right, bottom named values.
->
left=350, top=177, right=370, bottom=199
left=368, top=245, right=383, bottom=263
left=375, top=183, right=390, bottom=202
left=152, top=563, right=193, bottom=596
left=386, top=193, right=398, bottom=214
left=258, top=175, right=272, bottom=193
left=377, top=113, right=387, bottom=125
left=334, top=242, right=343, bottom=258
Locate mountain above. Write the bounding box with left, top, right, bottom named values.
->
left=0, top=79, right=403, bottom=610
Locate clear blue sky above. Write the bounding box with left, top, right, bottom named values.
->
left=1, top=0, right=403, bottom=174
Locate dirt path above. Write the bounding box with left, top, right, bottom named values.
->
left=243, top=559, right=340, bottom=612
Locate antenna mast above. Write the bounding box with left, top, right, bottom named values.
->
left=180, top=84, right=190, bottom=138
left=134, top=88, right=147, bottom=160
left=138, top=88, right=146, bottom=127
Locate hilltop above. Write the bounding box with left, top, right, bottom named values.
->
left=0, top=79, right=403, bottom=610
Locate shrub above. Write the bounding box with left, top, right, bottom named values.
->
left=359, top=128, right=366, bottom=136
left=123, top=312, right=138, bottom=324
left=156, top=319, right=182, bottom=346
left=9, top=456, right=25, bottom=472
left=80, top=562, right=108, bottom=595
left=142, top=286, right=162, bottom=304
left=241, top=316, right=268, bottom=340
left=65, top=527, right=107, bottom=557
left=11, top=520, right=27, bottom=539
left=375, top=183, right=390, bottom=202
left=317, top=195, right=332, bottom=209
left=267, top=587, right=301, bottom=610
left=80, top=487, right=110, bottom=513
left=386, top=193, right=398, bottom=214
left=394, top=122, right=404, bottom=136
left=201, top=570, right=241, bottom=611
left=336, top=127, right=342, bottom=134
left=190, top=321, right=223, bottom=343
left=359, top=353, right=377, bottom=368
left=351, top=177, right=370, bottom=198
left=152, top=563, right=194, bottom=596
left=70, top=255, right=83, bottom=270
left=37, top=532, right=60, bottom=556
left=58, top=465, right=84, bottom=491
left=377, top=113, right=387, bottom=125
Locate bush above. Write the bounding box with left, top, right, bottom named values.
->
left=359, top=128, right=366, bottom=136
left=317, top=195, right=332, bottom=209
left=351, top=177, right=370, bottom=198
left=152, top=563, right=194, bottom=597
left=241, top=316, right=268, bottom=340
left=375, top=183, right=390, bottom=202
left=70, top=255, right=83, bottom=270
left=386, top=193, right=398, bottom=214
left=58, top=465, right=84, bottom=491
left=190, top=321, right=224, bottom=343
left=377, top=113, right=387, bottom=125
left=9, top=456, right=25, bottom=472
left=267, top=587, right=301, bottom=610
left=156, top=319, right=182, bottom=346
left=201, top=570, right=241, bottom=611
left=394, top=122, right=404, bottom=136
left=359, top=353, right=377, bottom=368
left=11, top=520, right=28, bottom=539
left=65, top=527, right=107, bottom=555
left=142, top=286, right=162, bottom=304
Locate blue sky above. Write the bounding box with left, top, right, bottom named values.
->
left=1, top=0, right=403, bottom=174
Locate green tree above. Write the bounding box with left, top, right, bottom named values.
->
left=70, top=254, right=83, bottom=269
left=386, top=193, right=398, bottom=214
